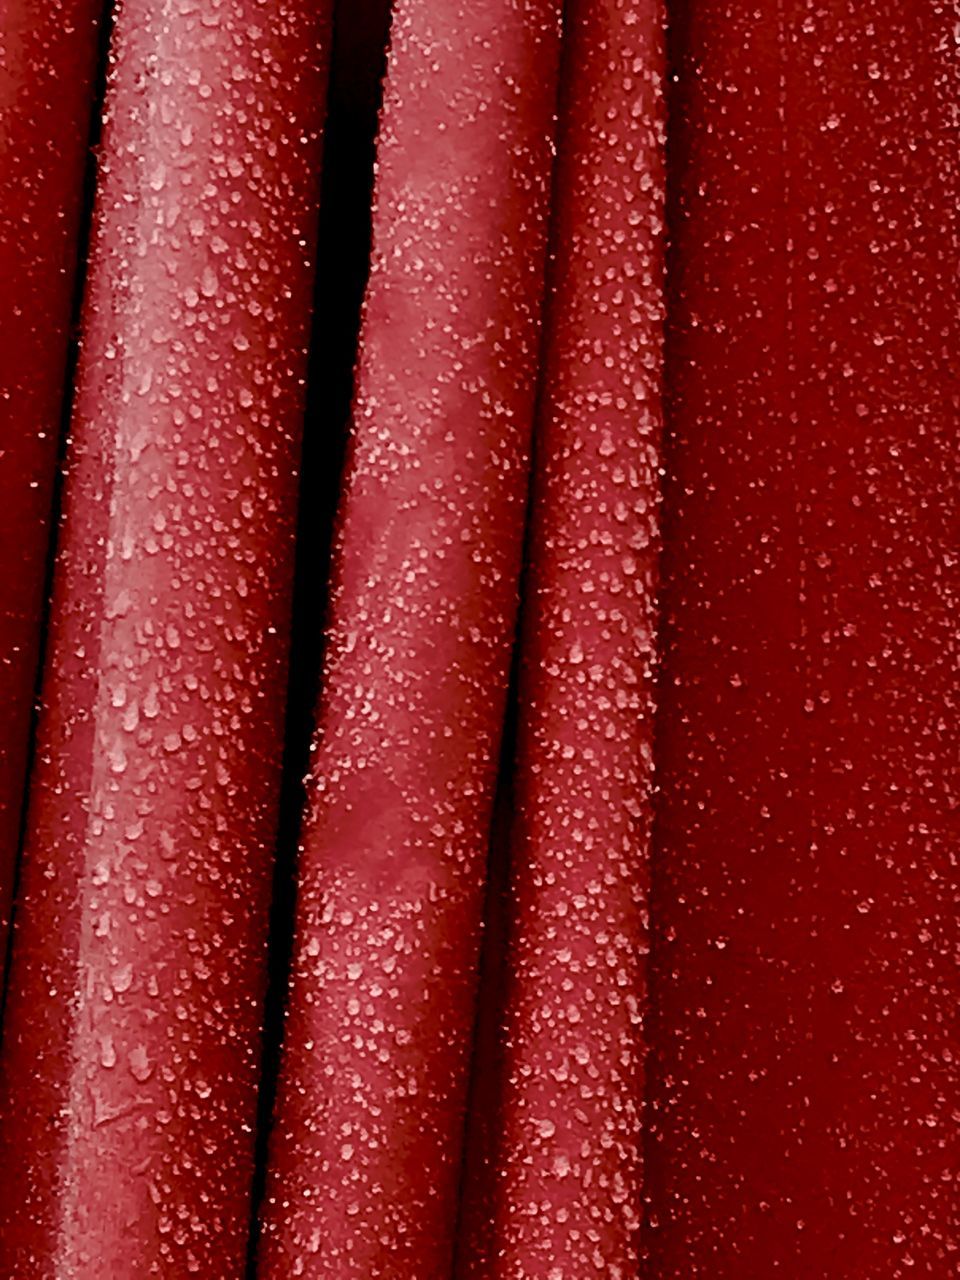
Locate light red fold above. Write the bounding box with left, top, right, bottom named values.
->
left=0, top=1, right=331, bottom=1272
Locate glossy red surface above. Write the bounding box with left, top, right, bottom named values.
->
left=645, top=2, right=958, bottom=1274
left=258, top=0, right=563, bottom=1273
left=0, top=1, right=331, bottom=1273
left=0, top=0, right=103, bottom=981
left=0, top=0, right=953, bottom=1272
left=457, top=0, right=665, bottom=1273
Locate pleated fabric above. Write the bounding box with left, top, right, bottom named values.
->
left=0, top=0, right=954, bottom=1274
left=456, top=0, right=665, bottom=1275
left=0, top=1, right=331, bottom=1272
left=0, top=0, right=104, bottom=983
left=645, top=1, right=958, bottom=1274
left=258, top=1, right=563, bottom=1274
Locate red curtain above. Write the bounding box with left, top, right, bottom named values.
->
left=0, top=0, right=955, bottom=1276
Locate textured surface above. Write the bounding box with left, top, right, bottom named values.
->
left=0, top=0, right=104, bottom=982
left=0, top=1, right=331, bottom=1272
left=457, top=0, right=665, bottom=1274
left=259, top=0, right=563, bottom=1274
left=645, top=1, right=959, bottom=1274
left=0, top=0, right=953, bottom=1273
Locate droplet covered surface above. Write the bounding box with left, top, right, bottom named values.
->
left=0, top=0, right=331, bottom=1273
left=0, top=0, right=104, bottom=985
left=645, top=1, right=958, bottom=1274
left=259, top=0, right=564, bottom=1274
left=456, top=0, right=666, bottom=1275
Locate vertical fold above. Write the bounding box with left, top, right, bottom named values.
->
left=646, top=0, right=958, bottom=1273
left=0, top=0, right=106, bottom=991
left=246, top=0, right=396, bottom=1268
left=457, top=0, right=666, bottom=1274
left=0, top=1, right=331, bottom=1272
left=258, top=0, right=564, bottom=1274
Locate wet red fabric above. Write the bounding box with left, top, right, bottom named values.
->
left=456, top=0, right=665, bottom=1274
left=0, top=1, right=331, bottom=1273
left=645, top=2, right=958, bottom=1275
left=258, top=1, right=563, bottom=1273
left=0, top=0, right=954, bottom=1275
left=0, top=0, right=103, bottom=983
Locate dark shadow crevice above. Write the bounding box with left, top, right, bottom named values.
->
left=0, top=0, right=116, bottom=1034
left=245, top=1, right=396, bottom=1270
left=640, top=0, right=697, bottom=1247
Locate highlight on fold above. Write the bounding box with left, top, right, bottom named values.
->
left=0, top=2, right=332, bottom=1273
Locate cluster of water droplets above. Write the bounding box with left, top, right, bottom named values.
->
left=455, top=1, right=665, bottom=1276
left=0, top=0, right=329, bottom=1273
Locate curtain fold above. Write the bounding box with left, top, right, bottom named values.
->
left=258, top=1, right=563, bottom=1273
left=456, top=0, right=665, bottom=1274
left=0, top=1, right=331, bottom=1272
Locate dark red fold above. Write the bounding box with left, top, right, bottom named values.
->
left=0, top=1, right=331, bottom=1272
left=645, top=2, right=958, bottom=1274
left=0, top=1, right=104, bottom=984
